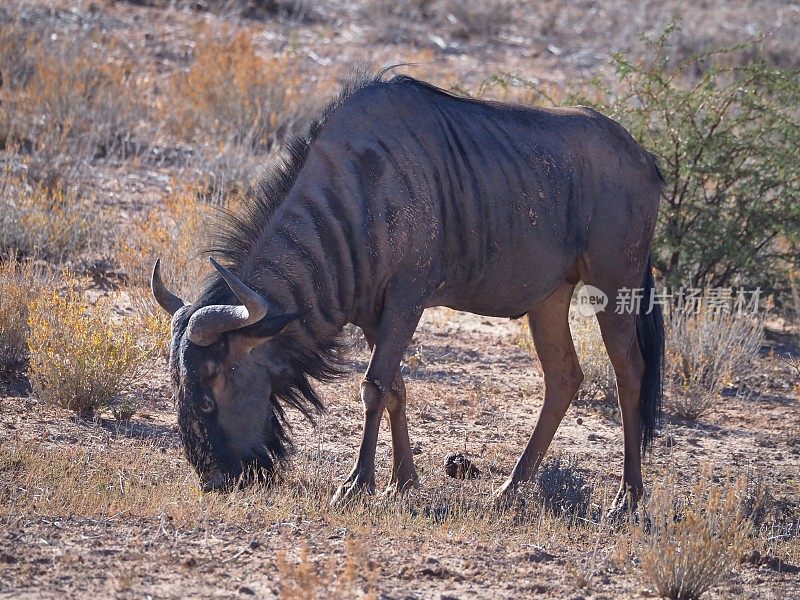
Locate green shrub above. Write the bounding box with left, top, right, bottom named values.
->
left=594, top=24, right=800, bottom=294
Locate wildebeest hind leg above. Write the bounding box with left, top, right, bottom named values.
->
left=330, top=305, right=422, bottom=506
left=495, top=279, right=582, bottom=503
left=593, top=306, right=646, bottom=515
left=581, top=251, right=651, bottom=515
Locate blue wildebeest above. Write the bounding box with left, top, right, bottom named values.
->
left=152, top=72, right=664, bottom=512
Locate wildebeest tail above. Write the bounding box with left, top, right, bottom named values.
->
left=637, top=255, right=664, bottom=453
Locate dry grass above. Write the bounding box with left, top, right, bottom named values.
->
left=275, top=538, right=381, bottom=600
left=169, top=26, right=302, bottom=151
left=665, top=307, right=764, bottom=419
left=0, top=165, right=106, bottom=262
left=0, top=256, right=54, bottom=373
left=0, top=12, right=311, bottom=202
left=0, top=436, right=195, bottom=520
left=167, top=25, right=312, bottom=202
left=569, top=310, right=617, bottom=407
left=785, top=355, right=800, bottom=401
left=5, top=419, right=786, bottom=596
left=116, top=187, right=210, bottom=356
left=439, top=0, right=517, bottom=40
left=26, top=289, right=148, bottom=418
left=632, top=467, right=753, bottom=600
left=0, top=425, right=601, bottom=547
left=0, top=21, right=148, bottom=185
left=371, top=0, right=516, bottom=41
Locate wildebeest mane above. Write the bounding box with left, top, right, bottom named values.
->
left=208, top=67, right=393, bottom=266
left=196, top=70, right=398, bottom=466
left=207, top=67, right=484, bottom=267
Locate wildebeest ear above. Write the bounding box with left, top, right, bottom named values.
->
left=238, top=311, right=306, bottom=348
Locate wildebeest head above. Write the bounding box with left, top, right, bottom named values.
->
left=151, top=258, right=302, bottom=492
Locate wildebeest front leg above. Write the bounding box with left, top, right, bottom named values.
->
left=330, top=306, right=422, bottom=506
left=362, top=327, right=419, bottom=497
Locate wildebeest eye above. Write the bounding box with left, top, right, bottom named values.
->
left=199, top=395, right=216, bottom=414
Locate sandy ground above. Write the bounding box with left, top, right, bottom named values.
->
left=2, top=307, right=799, bottom=598
left=1, top=1, right=800, bottom=597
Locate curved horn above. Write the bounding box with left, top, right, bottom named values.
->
left=186, top=258, right=270, bottom=347
left=151, top=258, right=186, bottom=315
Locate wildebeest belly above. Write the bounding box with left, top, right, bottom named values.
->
left=428, top=195, right=584, bottom=317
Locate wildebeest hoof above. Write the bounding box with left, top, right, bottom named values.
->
left=606, top=486, right=641, bottom=523
left=493, top=480, right=526, bottom=510
left=330, top=476, right=375, bottom=507
left=380, top=476, right=419, bottom=500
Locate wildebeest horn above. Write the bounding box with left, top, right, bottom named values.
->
left=151, top=258, right=186, bottom=315
left=186, top=257, right=270, bottom=347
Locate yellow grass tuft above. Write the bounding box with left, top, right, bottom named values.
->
left=26, top=289, right=148, bottom=418
left=633, top=467, right=752, bottom=599
left=0, top=256, right=54, bottom=372
left=275, top=536, right=381, bottom=600
left=0, top=165, right=103, bottom=262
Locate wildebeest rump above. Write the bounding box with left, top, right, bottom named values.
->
left=152, top=72, right=664, bottom=511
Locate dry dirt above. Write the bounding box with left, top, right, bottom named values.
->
left=2, top=307, right=799, bottom=598
left=2, top=0, right=800, bottom=598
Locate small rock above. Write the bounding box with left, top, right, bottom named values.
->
left=744, top=549, right=788, bottom=571
left=238, top=586, right=255, bottom=595
left=249, top=539, right=260, bottom=550
left=745, top=549, right=763, bottom=565
left=526, top=548, right=555, bottom=563
left=576, top=417, right=583, bottom=425
left=444, top=453, right=480, bottom=479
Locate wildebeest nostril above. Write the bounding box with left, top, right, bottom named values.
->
left=200, top=470, right=228, bottom=493
left=199, top=396, right=215, bottom=414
